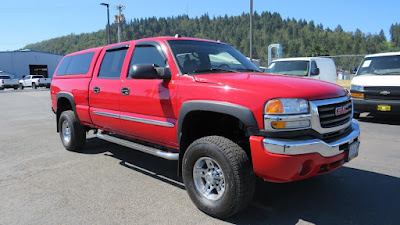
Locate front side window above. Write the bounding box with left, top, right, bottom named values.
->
left=168, top=40, right=260, bottom=75
left=128, top=46, right=167, bottom=77
left=265, top=60, right=309, bottom=76
left=98, top=49, right=128, bottom=79
left=357, top=55, right=400, bottom=75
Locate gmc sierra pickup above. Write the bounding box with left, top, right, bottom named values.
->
left=51, top=36, right=360, bottom=218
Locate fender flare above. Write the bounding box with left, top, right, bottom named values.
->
left=55, top=92, right=77, bottom=132
left=177, top=100, right=259, bottom=142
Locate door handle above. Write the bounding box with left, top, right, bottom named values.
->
left=93, top=86, right=100, bottom=93
left=121, top=87, right=130, bottom=95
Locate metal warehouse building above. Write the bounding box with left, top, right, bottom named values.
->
left=0, top=50, right=64, bottom=79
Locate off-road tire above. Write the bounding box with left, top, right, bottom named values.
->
left=182, top=136, right=255, bottom=218
left=58, top=110, right=86, bottom=151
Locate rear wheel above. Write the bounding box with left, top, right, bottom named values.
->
left=182, top=136, right=255, bottom=218
left=32, top=83, right=37, bottom=89
left=58, top=110, right=86, bottom=151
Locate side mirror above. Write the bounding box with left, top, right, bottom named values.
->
left=350, top=66, right=357, bottom=74
left=311, top=67, right=320, bottom=76
left=129, top=64, right=171, bottom=80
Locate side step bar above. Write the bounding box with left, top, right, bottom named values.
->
left=97, top=132, right=179, bottom=160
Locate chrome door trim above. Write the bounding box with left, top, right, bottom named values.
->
left=93, top=111, right=174, bottom=127
left=93, top=111, right=120, bottom=119
left=120, top=115, right=174, bottom=127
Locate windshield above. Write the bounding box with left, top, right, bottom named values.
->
left=168, top=40, right=261, bottom=75
left=265, top=60, right=309, bottom=76
left=357, top=55, right=400, bottom=75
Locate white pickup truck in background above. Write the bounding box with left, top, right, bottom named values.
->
left=0, top=75, right=20, bottom=90
left=19, top=75, right=51, bottom=89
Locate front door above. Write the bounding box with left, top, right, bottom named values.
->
left=119, top=42, right=178, bottom=147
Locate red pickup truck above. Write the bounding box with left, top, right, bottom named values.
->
left=51, top=36, right=360, bottom=218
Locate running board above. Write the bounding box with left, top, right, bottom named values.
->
left=97, top=132, right=179, bottom=160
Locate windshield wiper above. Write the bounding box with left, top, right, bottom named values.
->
left=192, top=68, right=238, bottom=74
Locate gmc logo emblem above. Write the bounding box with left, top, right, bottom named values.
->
left=335, top=104, right=350, bottom=116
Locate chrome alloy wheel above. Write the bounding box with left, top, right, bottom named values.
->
left=61, top=120, right=71, bottom=143
left=193, top=157, right=226, bottom=201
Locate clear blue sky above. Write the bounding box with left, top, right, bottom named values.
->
left=0, top=0, right=398, bottom=51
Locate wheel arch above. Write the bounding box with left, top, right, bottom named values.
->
left=56, top=92, right=77, bottom=132
left=177, top=100, right=259, bottom=176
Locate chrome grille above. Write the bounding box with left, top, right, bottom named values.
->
left=318, top=99, right=352, bottom=128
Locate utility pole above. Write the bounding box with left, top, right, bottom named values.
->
left=115, top=5, right=125, bottom=43
left=100, top=3, right=111, bottom=45
left=249, top=0, right=253, bottom=62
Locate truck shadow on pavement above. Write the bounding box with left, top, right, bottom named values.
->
left=83, top=137, right=184, bottom=190
left=358, top=114, right=400, bottom=125
left=82, top=137, right=400, bottom=225
left=229, top=168, right=400, bottom=225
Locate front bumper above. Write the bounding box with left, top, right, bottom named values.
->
left=353, top=98, right=400, bottom=115
left=250, top=119, right=360, bottom=183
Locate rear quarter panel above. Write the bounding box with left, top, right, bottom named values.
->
left=51, top=48, right=102, bottom=126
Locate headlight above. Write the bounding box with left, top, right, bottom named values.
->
left=350, top=84, right=364, bottom=91
left=265, top=98, right=309, bottom=114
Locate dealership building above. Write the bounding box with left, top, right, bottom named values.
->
left=0, top=50, right=64, bottom=79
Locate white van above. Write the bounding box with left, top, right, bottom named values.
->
left=265, top=57, right=337, bottom=83
left=350, top=51, right=400, bottom=117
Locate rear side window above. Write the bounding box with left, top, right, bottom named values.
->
left=98, top=49, right=128, bottom=79
left=56, top=52, right=94, bottom=75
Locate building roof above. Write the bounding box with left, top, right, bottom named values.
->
left=0, top=50, right=64, bottom=57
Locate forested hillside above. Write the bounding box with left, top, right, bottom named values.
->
left=24, top=11, right=400, bottom=67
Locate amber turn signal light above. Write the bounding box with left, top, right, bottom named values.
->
left=351, top=93, right=364, bottom=98
left=266, top=99, right=284, bottom=114
left=271, top=121, right=286, bottom=128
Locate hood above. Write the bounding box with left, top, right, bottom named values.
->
left=352, top=74, right=400, bottom=87
left=193, top=72, right=347, bottom=100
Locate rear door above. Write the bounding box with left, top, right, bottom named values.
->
left=89, top=44, right=130, bottom=132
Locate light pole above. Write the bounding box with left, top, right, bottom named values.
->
left=249, top=0, right=253, bottom=62
left=100, top=3, right=111, bottom=45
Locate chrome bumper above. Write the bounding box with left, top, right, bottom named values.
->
left=263, top=119, right=360, bottom=157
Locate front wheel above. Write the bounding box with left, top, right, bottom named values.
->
left=182, top=136, right=255, bottom=218
left=32, top=83, right=37, bottom=89
left=58, top=110, right=86, bottom=151
left=19, top=84, right=24, bottom=90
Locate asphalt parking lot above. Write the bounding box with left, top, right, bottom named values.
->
left=0, top=90, right=399, bottom=225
